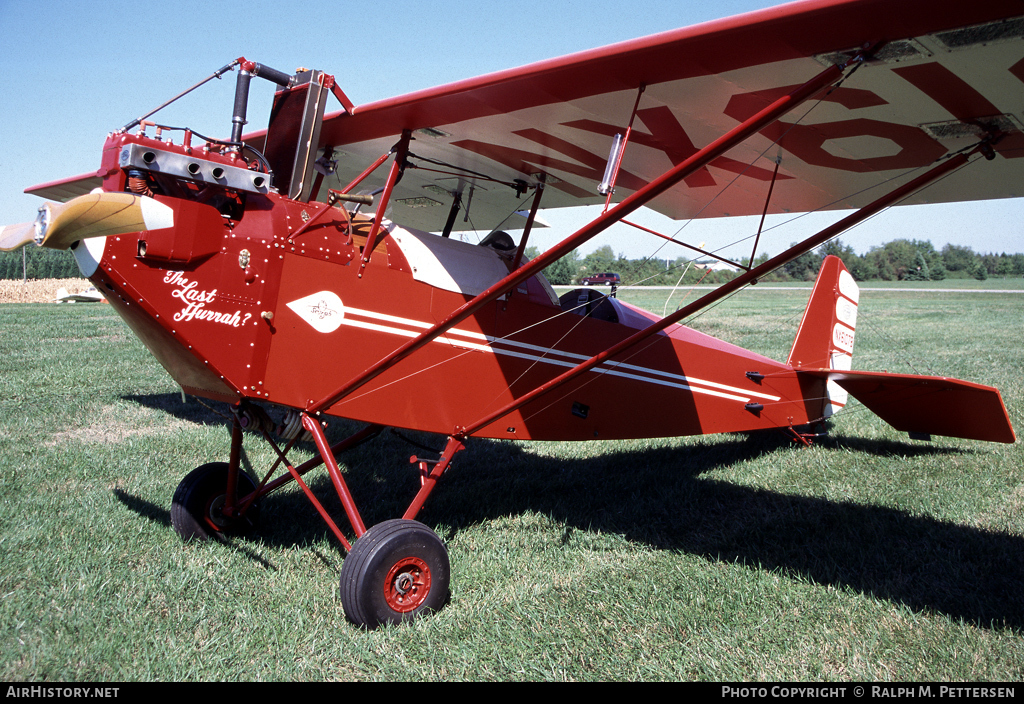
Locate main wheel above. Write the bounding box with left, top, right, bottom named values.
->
left=171, top=462, right=260, bottom=541
left=339, top=519, right=450, bottom=629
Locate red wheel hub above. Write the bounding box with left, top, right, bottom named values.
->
left=383, top=556, right=431, bottom=612
left=203, top=494, right=228, bottom=532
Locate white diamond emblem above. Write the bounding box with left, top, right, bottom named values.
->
left=286, top=291, right=345, bottom=333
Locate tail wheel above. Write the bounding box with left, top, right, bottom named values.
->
left=339, top=519, right=450, bottom=629
left=171, top=462, right=260, bottom=541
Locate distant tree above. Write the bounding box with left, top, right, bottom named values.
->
left=616, top=255, right=673, bottom=285
left=781, top=245, right=822, bottom=281
left=979, top=253, right=999, bottom=276
left=819, top=239, right=858, bottom=269
left=904, top=252, right=930, bottom=281
left=581, top=245, right=617, bottom=275
left=848, top=258, right=876, bottom=281
left=543, top=249, right=581, bottom=285
left=942, top=244, right=978, bottom=275
left=0, top=247, right=80, bottom=280
left=865, top=246, right=896, bottom=280
left=877, top=239, right=924, bottom=280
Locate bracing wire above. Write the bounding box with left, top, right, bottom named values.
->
left=319, top=58, right=990, bottom=434
left=517, top=151, right=985, bottom=428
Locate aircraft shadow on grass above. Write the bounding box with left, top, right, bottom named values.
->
left=124, top=392, right=232, bottom=426
left=115, top=392, right=1024, bottom=631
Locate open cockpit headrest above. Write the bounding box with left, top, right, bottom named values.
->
left=478, top=230, right=516, bottom=252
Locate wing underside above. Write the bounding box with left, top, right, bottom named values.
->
left=232, top=0, right=1024, bottom=233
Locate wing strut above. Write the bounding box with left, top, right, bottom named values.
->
left=359, top=129, right=412, bottom=277
left=304, top=58, right=850, bottom=416
left=457, top=144, right=984, bottom=438
left=341, top=149, right=393, bottom=196
left=510, top=176, right=546, bottom=271
left=440, top=190, right=463, bottom=238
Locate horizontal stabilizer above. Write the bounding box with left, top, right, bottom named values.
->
left=799, top=369, right=1015, bottom=444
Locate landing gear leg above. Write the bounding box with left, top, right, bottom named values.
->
left=171, top=411, right=260, bottom=541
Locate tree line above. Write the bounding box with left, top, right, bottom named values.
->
left=536, top=239, right=1024, bottom=286
left=0, top=246, right=80, bottom=280
left=3, top=236, right=1021, bottom=284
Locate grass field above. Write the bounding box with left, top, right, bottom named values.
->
left=1, top=284, right=1022, bottom=681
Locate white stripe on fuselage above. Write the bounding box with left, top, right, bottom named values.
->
left=338, top=306, right=780, bottom=404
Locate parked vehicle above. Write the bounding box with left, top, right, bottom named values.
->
left=580, top=272, right=620, bottom=286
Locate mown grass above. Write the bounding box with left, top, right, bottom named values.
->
left=1, top=285, right=1022, bottom=682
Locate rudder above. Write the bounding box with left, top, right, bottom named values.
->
left=788, top=255, right=859, bottom=418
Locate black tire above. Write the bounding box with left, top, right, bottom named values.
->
left=339, top=519, right=450, bottom=629
left=171, top=462, right=260, bottom=541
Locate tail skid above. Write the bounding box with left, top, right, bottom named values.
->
left=790, top=256, right=1015, bottom=444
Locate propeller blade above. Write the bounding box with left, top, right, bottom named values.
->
left=0, top=222, right=35, bottom=252
left=37, top=192, right=174, bottom=250
left=1, top=192, right=175, bottom=253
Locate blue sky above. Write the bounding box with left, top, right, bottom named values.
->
left=2, top=0, right=1022, bottom=261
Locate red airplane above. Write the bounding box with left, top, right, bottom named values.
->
left=1, top=0, right=1019, bottom=629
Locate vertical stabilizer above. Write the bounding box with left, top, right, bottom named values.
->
left=788, top=255, right=859, bottom=417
